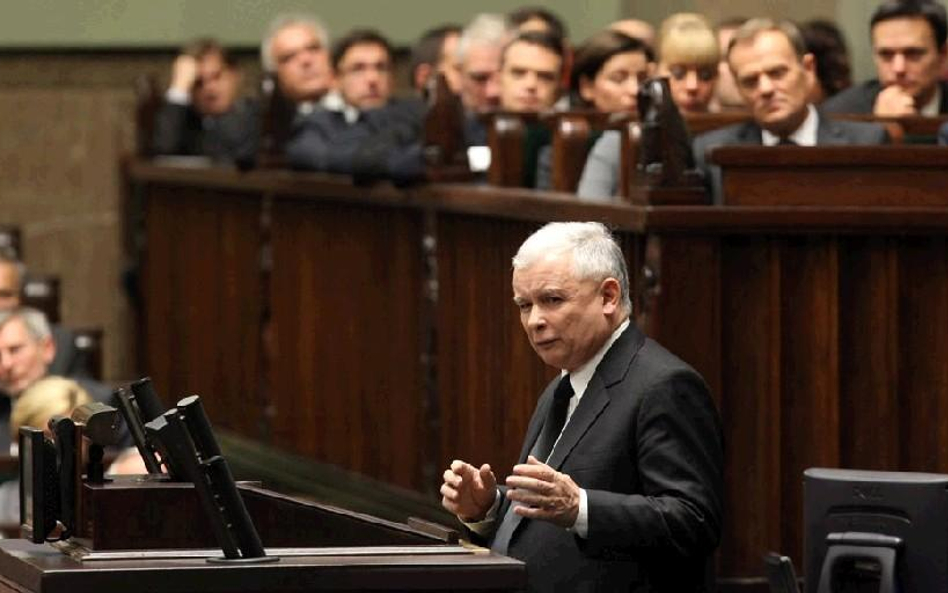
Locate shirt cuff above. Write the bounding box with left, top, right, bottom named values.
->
left=460, top=489, right=501, bottom=536
left=572, top=488, right=589, bottom=538
left=165, top=88, right=191, bottom=106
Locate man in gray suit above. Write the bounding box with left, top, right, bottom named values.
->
left=693, top=18, right=888, bottom=203
left=441, top=222, right=723, bottom=592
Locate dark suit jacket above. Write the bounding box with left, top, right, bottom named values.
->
left=48, top=324, right=90, bottom=379
left=152, top=96, right=259, bottom=164
left=284, top=98, right=426, bottom=184
left=490, top=324, right=724, bottom=593
left=692, top=113, right=889, bottom=203
left=821, top=79, right=948, bottom=114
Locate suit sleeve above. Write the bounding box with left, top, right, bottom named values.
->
left=152, top=101, right=191, bottom=155
left=580, top=370, right=724, bottom=558
left=576, top=131, right=619, bottom=202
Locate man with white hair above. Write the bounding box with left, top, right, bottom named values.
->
left=441, top=222, right=723, bottom=592
left=261, top=14, right=334, bottom=107
left=454, top=13, right=509, bottom=114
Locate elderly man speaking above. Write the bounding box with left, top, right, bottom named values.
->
left=441, top=222, right=724, bottom=592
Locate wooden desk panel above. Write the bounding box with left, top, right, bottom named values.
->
left=130, top=162, right=948, bottom=588
left=268, top=199, right=426, bottom=491
left=142, top=185, right=263, bottom=433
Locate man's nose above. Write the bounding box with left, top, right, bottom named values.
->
left=526, top=307, right=546, bottom=330
left=892, top=53, right=907, bottom=73
left=758, top=74, right=775, bottom=96
left=485, top=76, right=501, bottom=100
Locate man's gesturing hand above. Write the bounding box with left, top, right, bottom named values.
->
left=441, top=460, right=497, bottom=522
left=505, top=455, right=581, bottom=528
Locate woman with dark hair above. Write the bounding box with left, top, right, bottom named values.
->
left=572, top=31, right=659, bottom=199
left=800, top=19, right=852, bottom=103
left=570, top=29, right=655, bottom=114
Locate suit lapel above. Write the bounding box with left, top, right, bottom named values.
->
left=516, top=379, right=559, bottom=464
left=547, top=325, right=646, bottom=470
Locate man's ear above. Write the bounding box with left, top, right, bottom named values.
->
left=40, top=335, right=55, bottom=366
left=600, top=278, right=621, bottom=314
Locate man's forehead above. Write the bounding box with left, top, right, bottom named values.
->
left=340, top=43, right=390, bottom=65
left=0, top=262, right=20, bottom=284
left=0, top=317, right=31, bottom=343
left=729, top=32, right=797, bottom=72
left=274, top=25, right=320, bottom=53
left=504, top=41, right=560, bottom=67
left=872, top=17, right=937, bottom=48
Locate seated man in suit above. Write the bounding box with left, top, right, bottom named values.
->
left=441, top=222, right=723, bottom=592
left=410, top=24, right=461, bottom=95
left=261, top=14, right=334, bottom=111
left=152, top=38, right=258, bottom=164
left=498, top=31, right=565, bottom=189
left=0, top=308, right=112, bottom=444
left=822, top=0, right=948, bottom=116
left=693, top=18, right=888, bottom=203
left=454, top=13, right=510, bottom=150
left=0, top=249, right=87, bottom=379
left=284, top=29, right=426, bottom=182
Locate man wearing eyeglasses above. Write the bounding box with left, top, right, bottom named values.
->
left=284, top=29, right=426, bottom=180
left=823, top=0, right=948, bottom=116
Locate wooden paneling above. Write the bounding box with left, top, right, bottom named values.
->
left=717, top=237, right=782, bottom=576
left=838, top=238, right=900, bottom=470
left=131, top=163, right=948, bottom=589
left=268, top=199, right=426, bottom=491
left=142, top=186, right=262, bottom=431
left=435, top=214, right=554, bottom=480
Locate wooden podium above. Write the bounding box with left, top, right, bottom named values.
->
left=0, top=477, right=524, bottom=592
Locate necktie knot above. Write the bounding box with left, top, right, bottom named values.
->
left=553, top=375, right=574, bottom=402
left=777, top=136, right=797, bottom=146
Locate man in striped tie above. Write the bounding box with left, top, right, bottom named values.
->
left=440, top=222, right=724, bottom=592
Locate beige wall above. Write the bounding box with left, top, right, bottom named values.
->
left=0, top=0, right=622, bottom=47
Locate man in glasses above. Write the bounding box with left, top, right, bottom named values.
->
left=823, top=0, right=948, bottom=116
left=692, top=18, right=888, bottom=202
left=284, top=29, right=425, bottom=179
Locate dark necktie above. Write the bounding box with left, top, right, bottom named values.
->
left=777, top=137, right=797, bottom=146
left=492, top=375, right=574, bottom=556
left=531, top=375, right=575, bottom=463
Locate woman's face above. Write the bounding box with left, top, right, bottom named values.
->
left=580, top=50, right=653, bottom=114
left=658, top=62, right=717, bottom=114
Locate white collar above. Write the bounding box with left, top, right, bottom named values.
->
left=562, top=318, right=631, bottom=400
left=761, top=104, right=819, bottom=146
left=920, top=85, right=941, bottom=117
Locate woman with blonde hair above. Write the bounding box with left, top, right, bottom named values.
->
left=10, top=376, right=92, bottom=439
left=0, top=377, right=92, bottom=524
left=657, top=13, right=720, bottom=114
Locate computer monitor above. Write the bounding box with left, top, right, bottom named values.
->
left=804, top=468, right=948, bottom=593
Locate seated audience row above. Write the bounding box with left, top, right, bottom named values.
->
left=148, top=1, right=948, bottom=200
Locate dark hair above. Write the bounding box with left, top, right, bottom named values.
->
left=331, top=28, right=393, bottom=69
left=570, top=30, right=654, bottom=93
left=870, top=0, right=947, bottom=48
left=801, top=19, right=853, bottom=98
left=716, top=16, right=749, bottom=31
left=502, top=30, right=566, bottom=64
left=182, top=37, right=237, bottom=68
left=507, top=6, right=568, bottom=41
left=410, top=24, right=461, bottom=82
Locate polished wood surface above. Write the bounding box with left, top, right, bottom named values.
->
left=128, top=159, right=948, bottom=588
left=710, top=146, right=948, bottom=206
